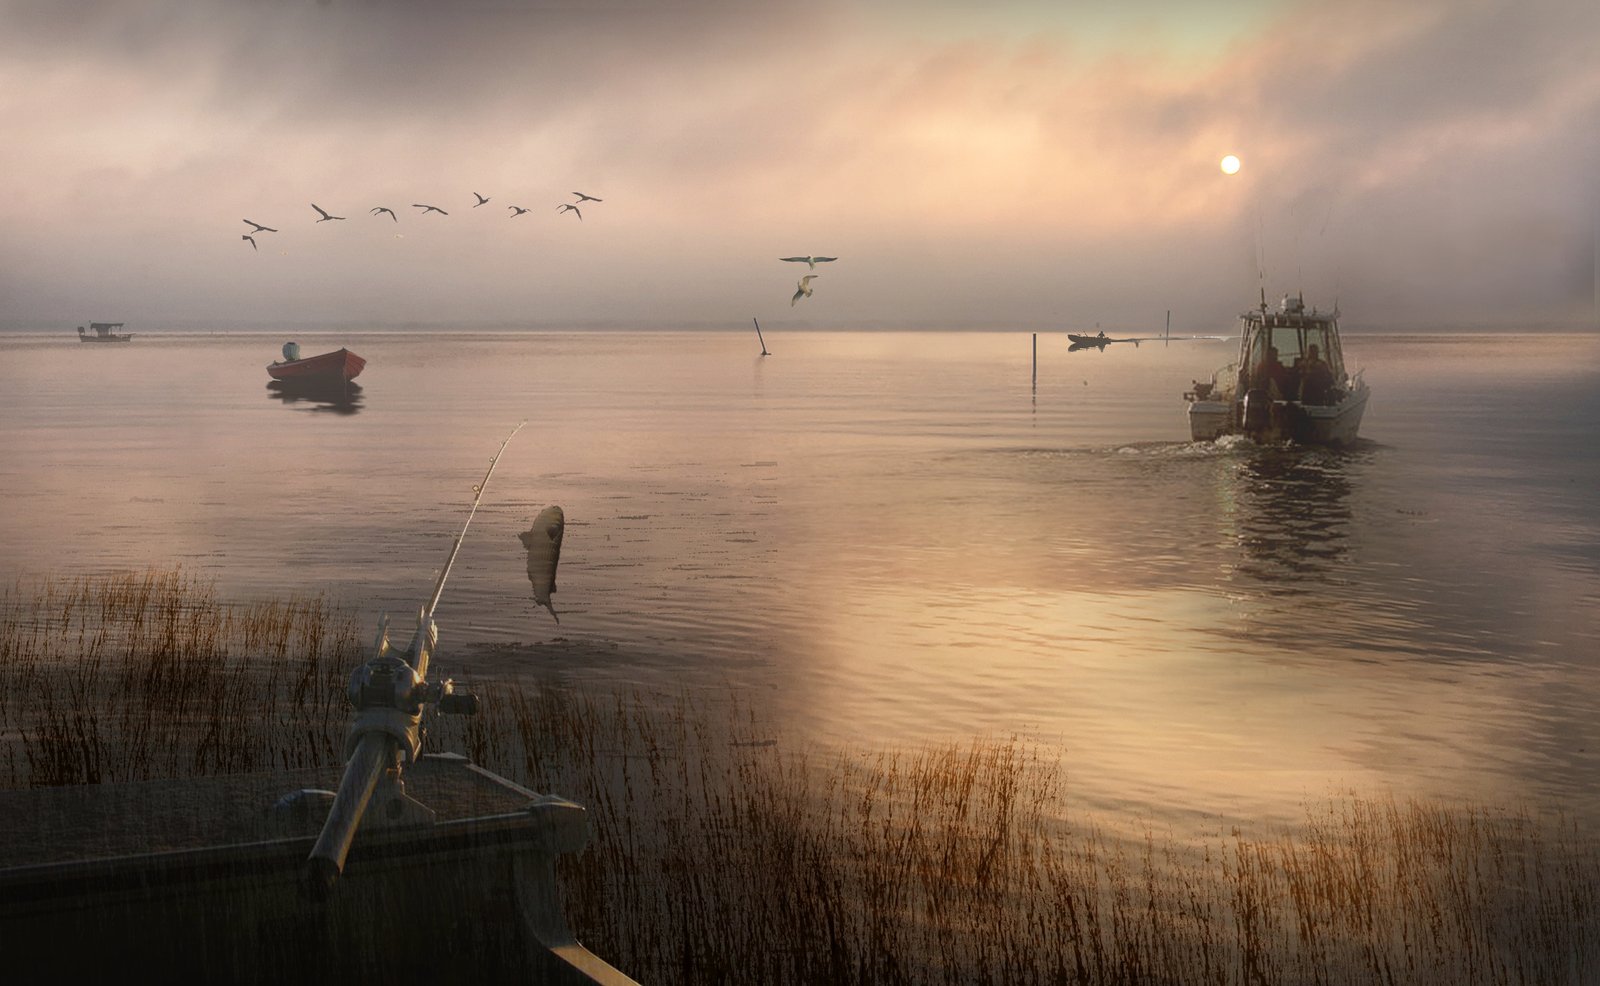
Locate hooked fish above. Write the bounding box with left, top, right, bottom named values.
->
left=518, top=505, right=564, bottom=623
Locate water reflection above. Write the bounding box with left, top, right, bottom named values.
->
left=1228, top=445, right=1362, bottom=592
left=265, top=380, right=363, bottom=415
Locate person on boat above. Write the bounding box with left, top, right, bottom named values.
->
left=1254, top=346, right=1291, bottom=398
left=1298, top=344, right=1335, bottom=404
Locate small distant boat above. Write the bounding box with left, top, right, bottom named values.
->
left=77, top=322, right=133, bottom=343
left=266, top=341, right=366, bottom=384
left=1067, top=327, right=1212, bottom=351
left=1185, top=292, right=1369, bottom=446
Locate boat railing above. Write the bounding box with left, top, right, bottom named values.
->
left=1212, top=361, right=1238, bottom=397
left=1185, top=362, right=1236, bottom=403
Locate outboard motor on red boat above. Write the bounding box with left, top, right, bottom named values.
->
left=282, top=341, right=300, bottom=362
left=1242, top=387, right=1271, bottom=438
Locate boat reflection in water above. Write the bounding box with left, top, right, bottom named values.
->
left=1228, top=444, right=1363, bottom=593
left=265, top=379, right=364, bottom=415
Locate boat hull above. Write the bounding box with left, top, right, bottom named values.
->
left=1188, top=400, right=1231, bottom=441
left=1291, top=384, right=1368, bottom=445
left=266, top=348, right=366, bottom=384
left=1188, top=381, right=1368, bottom=446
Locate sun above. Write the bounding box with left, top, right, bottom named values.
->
left=1220, top=154, right=1241, bottom=175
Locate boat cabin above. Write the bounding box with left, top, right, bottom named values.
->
left=1235, top=294, right=1346, bottom=405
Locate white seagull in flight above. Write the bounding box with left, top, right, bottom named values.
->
left=781, top=256, right=837, bottom=270
left=791, top=274, right=819, bottom=307
left=311, top=204, right=346, bottom=222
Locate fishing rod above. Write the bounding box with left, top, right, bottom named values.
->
left=418, top=420, right=526, bottom=654
left=305, top=421, right=526, bottom=897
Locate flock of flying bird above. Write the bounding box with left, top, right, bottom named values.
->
left=782, top=255, right=836, bottom=306
left=238, top=190, right=604, bottom=251
left=239, top=191, right=837, bottom=309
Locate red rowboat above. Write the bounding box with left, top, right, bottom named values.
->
left=266, top=347, right=366, bottom=384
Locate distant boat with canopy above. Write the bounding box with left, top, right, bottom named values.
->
left=77, top=322, right=133, bottom=343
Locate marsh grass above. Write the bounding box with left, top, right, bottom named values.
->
left=454, top=691, right=1600, bottom=985
left=4, top=569, right=1598, bottom=984
left=0, top=568, right=359, bottom=785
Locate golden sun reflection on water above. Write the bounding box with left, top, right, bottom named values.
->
left=804, top=579, right=1552, bottom=835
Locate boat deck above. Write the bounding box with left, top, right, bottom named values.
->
left=0, top=754, right=637, bottom=984
left=0, top=753, right=526, bottom=867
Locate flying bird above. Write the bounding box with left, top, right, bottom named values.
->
left=371, top=206, right=398, bottom=222
left=311, top=204, right=346, bottom=222
left=572, top=192, right=602, bottom=203
left=243, top=219, right=277, bottom=233
left=508, top=206, right=530, bottom=217
left=791, top=274, right=819, bottom=307
left=781, top=256, right=837, bottom=270
left=414, top=203, right=448, bottom=215
left=242, top=235, right=257, bottom=251
left=473, top=192, right=490, bottom=207
left=557, top=204, right=582, bottom=220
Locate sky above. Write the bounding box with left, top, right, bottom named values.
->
left=1, top=0, right=1596, bottom=332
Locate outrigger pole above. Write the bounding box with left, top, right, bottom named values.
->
left=753, top=316, right=770, bottom=357
left=305, top=421, right=526, bottom=896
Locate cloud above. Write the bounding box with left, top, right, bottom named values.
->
left=1, top=0, right=1594, bottom=327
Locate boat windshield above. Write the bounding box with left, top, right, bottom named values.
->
left=1271, top=326, right=1306, bottom=363
left=1239, top=318, right=1344, bottom=398
left=1246, top=322, right=1337, bottom=370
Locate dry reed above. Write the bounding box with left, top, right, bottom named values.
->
left=0, top=568, right=359, bottom=786
left=3, top=569, right=1597, bottom=984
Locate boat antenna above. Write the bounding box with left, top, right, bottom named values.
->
left=1255, top=201, right=1267, bottom=305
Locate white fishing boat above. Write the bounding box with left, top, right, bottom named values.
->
left=1185, top=292, right=1368, bottom=445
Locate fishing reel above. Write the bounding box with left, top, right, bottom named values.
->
left=345, top=609, right=479, bottom=763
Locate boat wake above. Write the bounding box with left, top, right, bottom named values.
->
left=1007, top=438, right=1257, bottom=461
left=1005, top=432, right=1387, bottom=462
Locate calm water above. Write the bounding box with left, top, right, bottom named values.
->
left=2, top=328, right=1597, bottom=834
